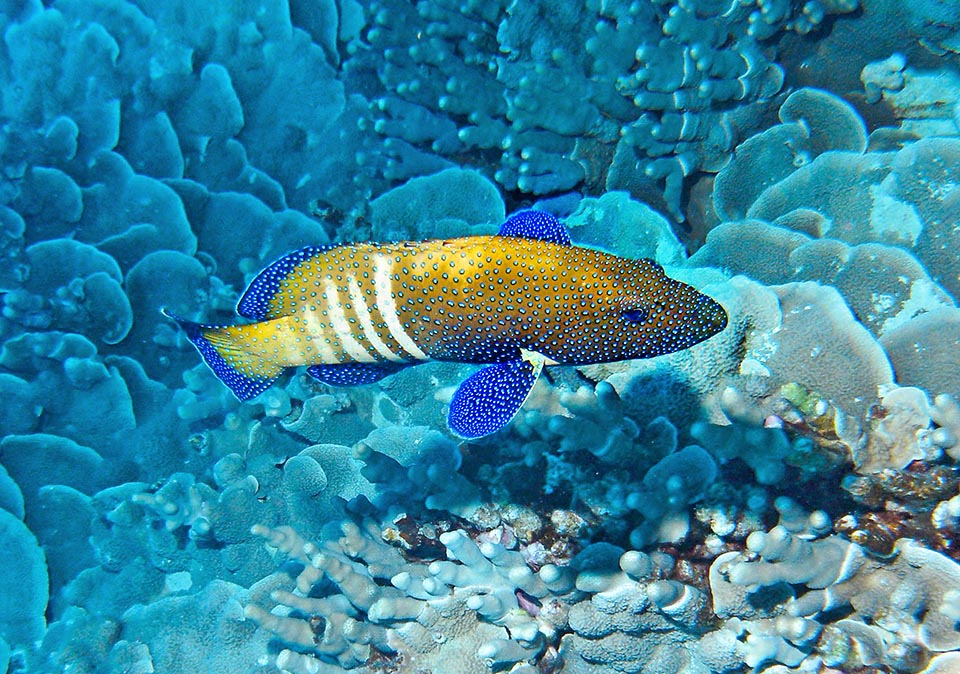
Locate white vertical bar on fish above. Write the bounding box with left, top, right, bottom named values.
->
left=323, top=280, right=377, bottom=363
left=299, top=306, right=340, bottom=364
left=374, top=257, right=429, bottom=360
left=346, top=275, right=405, bottom=362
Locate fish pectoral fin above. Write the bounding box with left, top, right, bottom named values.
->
left=306, top=362, right=410, bottom=386
left=447, top=350, right=546, bottom=439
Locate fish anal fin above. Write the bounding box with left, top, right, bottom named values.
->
left=307, top=362, right=410, bottom=387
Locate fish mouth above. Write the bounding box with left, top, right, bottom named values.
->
left=647, top=290, right=728, bottom=355
left=699, top=294, right=728, bottom=335
left=676, top=291, right=727, bottom=343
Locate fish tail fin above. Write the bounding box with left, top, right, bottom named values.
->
left=163, top=309, right=282, bottom=401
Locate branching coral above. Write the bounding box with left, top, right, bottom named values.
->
left=360, top=0, right=858, bottom=219
left=713, top=526, right=960, bottom=671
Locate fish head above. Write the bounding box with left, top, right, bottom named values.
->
left=609, top=258, right=728, bottom=359
left=548, top=255, right=728, bottom=364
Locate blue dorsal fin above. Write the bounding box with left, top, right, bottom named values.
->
left=497, top=210, right=571, bottom=246
left=447, top=351, right=546, bottom=439
left=237, top=245, right=336, bottom=320
left=307, top=362, right=410, bottom=387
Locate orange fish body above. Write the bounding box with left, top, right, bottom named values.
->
left=171, top=211, right=727, bottom=437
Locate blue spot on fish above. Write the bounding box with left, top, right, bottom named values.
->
left=168, top=212, right=728, bottom=438
left=238, top=244, right=336, bottom=320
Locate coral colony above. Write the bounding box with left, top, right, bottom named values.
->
left=1, top=1, right=959, bottom=673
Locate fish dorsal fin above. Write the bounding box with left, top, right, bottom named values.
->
left=237, top=245, right=335, bottom=320
left=447, top=350, right=546, bottom=439
left=497, top=210, right=571, bottom=246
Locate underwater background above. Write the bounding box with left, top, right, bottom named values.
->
left=1, top=0, right=960, bottom=672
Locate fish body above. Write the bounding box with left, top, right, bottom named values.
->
left=171, top=211, right=727, bottom=437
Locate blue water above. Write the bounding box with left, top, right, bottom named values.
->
left=2, top=1, right=959, bottom=673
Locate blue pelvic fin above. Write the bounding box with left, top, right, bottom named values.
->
left=497, top=210, right=571, bottom=246
left=162, top=309, right=278, bottom=401
left=307, top=362, right=410, bottom=387
left=237, top=245, right=336, bottom=320
left=448, top=350, right=546, bottom=439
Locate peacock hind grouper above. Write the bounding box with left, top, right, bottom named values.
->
left=167, top=210, right=728, bottom=439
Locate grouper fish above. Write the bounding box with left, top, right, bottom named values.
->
left=169, top=210, right=727, bottom=438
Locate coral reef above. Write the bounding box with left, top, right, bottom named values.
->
left=1, top=1, right=959, bottom=673
left=358, top=0, right=861, bottom=219
left=242, top=502, right=960, bottom=674
left=713, top=527, right=960, bottom=671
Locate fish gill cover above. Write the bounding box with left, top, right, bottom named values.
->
left=0, top=1, right=959, bottom=673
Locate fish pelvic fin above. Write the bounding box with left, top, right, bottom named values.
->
left=163, top=309, right=283, bottom=401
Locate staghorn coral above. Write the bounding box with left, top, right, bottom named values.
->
left=248, top=500, right=960, bottom=674
left=247, top=519, right=546, bottom=672
left=247, top=516, right=745, bottom=674
left=853, top=386, right=951, bottom=473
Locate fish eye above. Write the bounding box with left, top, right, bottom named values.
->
left=621, top=306, right=649, bottom=323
